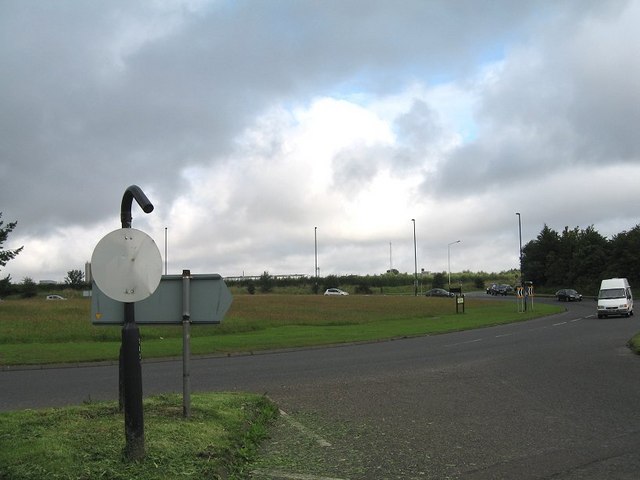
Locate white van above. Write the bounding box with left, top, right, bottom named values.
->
left=597, top=278, right=633, bottom=318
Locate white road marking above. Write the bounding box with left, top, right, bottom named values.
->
left=553, top=321, right=567, bottom=326
left=251, top=469, right=348, bottom=480
left=279, top=409, right=332, bottom=447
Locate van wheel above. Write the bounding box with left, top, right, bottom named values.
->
left=598, top=314, right=603, bottom=319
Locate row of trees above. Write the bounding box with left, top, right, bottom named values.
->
left=522, top=224, right=640, bottom=294
left=3, top=210, right=639, bottom=297
left=227, top=270, right=494, bottom=295
left=0, top=270, right=87, bottom=298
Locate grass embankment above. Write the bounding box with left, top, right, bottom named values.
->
left=0, top=294, right=561, bottom=366
left=0, top=392, right=278, bottom=480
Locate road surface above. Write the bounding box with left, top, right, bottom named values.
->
left=2, top=296, right=640, bottom=478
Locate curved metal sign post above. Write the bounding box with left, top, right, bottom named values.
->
left=91, top=185, right=160, bottom=461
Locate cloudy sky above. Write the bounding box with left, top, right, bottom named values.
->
left=1, top=0, right=639, bottom=283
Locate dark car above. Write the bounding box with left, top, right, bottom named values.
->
left=487, top=284, right=513, bottom=296
left=556, top=288, right=582, bottom=302
left=425, top=288, right=454, bottom=297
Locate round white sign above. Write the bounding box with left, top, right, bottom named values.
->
left=91, top=228, right=162, bottom=303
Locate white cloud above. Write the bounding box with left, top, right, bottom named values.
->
left=2, top=0, right=639, bottom=283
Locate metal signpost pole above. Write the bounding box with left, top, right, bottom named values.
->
left=120, top=185, right=154, bottom=460
left=182, top=269, right=192, bottom=418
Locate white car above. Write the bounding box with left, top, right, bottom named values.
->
left=46, top=294, right=66, bottom=300
left=324, top=288, right=349, bottom=296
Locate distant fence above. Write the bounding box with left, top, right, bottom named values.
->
left=224, top=274, right=309, bottom=282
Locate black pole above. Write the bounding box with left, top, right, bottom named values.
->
left=122, top=302, right=144, bottom=460
left=119, top=185, right=153, bottom=460
left=121, top=185, right=153, bottom=228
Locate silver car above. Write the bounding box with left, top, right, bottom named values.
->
left=324, top=288, right=349, bottom=296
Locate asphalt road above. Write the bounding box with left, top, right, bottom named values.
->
left=2, top=296, right=640, bottom=479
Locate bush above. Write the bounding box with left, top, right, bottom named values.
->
left=20, top=277, right=37, bottom=298
left=259, top=272, right=273, bottom=293
left=432, top=272, right=446, bottom=289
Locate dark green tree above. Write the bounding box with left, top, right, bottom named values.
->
left=522, top=224, right=560, bottom=286
left=64, top=269, right=85, bottom=288
left=21, top=276, right=37, bottom=298
left=521, top=223, right=636, bottom=293
left=473, top=276, right=485, bottom=289
left=605, top=225, right=640, bottom=287
left=259, top=271, right=273, bottom=293
left=0, top=274, right=13, bottom=297
left=0, top=213, right=23, bottom=271
left=432, top=272, right=446, bottom=289
left=572, top=225, right=608, bottom=293
left=323, top=274, right=339, bottom=291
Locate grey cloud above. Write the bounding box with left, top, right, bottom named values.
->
left=1, top=0, right=628, bottom=276
left=0, top=1, right=572, bottom=212
left=331, top=146, right=385, bottom=191
left=429, top=0, right=640, bottom=198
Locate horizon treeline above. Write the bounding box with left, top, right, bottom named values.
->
left=522, top=223, right=640, bottom=295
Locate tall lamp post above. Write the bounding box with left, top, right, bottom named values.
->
left=516, top=212, right=526, bottom=312
left=412, top=219, right=417, bottom=296
left=164, top=227, right=168, bottom=275
left=448, top=240, right=461, bottom=290
left=314, top=226, right=318, bottom=293
left=516, top=213, right=522, bottom=284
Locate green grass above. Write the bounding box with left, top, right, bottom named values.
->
left=0, top=294, right=561, bottom=365
left=0, top=392, right=277, bottom=480
left=628, top=332, right=640, bottom=354
left=0, top=295, right=565, bottom=478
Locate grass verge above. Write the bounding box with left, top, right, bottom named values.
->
left=0, top=295, right=562, bottom=366
left=628, top=332, right=640, bottom=354
left=0, top=392, right=278, bottom=480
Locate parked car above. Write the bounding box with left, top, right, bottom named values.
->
left=324, top=288, right=349, bottom=296
left=46, top=294, right=66, bottom=300
left=555, top=288, right=582, bottom=302
left=487, top=284, right=513, bottom=296
left=425, top=288, right=454, bottom=297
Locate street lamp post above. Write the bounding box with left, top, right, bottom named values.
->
left=314, top=227, right=318, bottom=294
left=516, top=213, right=522, bottom=283
left=412, top=219, right=417, bottom=296
left=448, top=240, right=461, bottom=290
left=516, top=212, right=527, bottom=312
